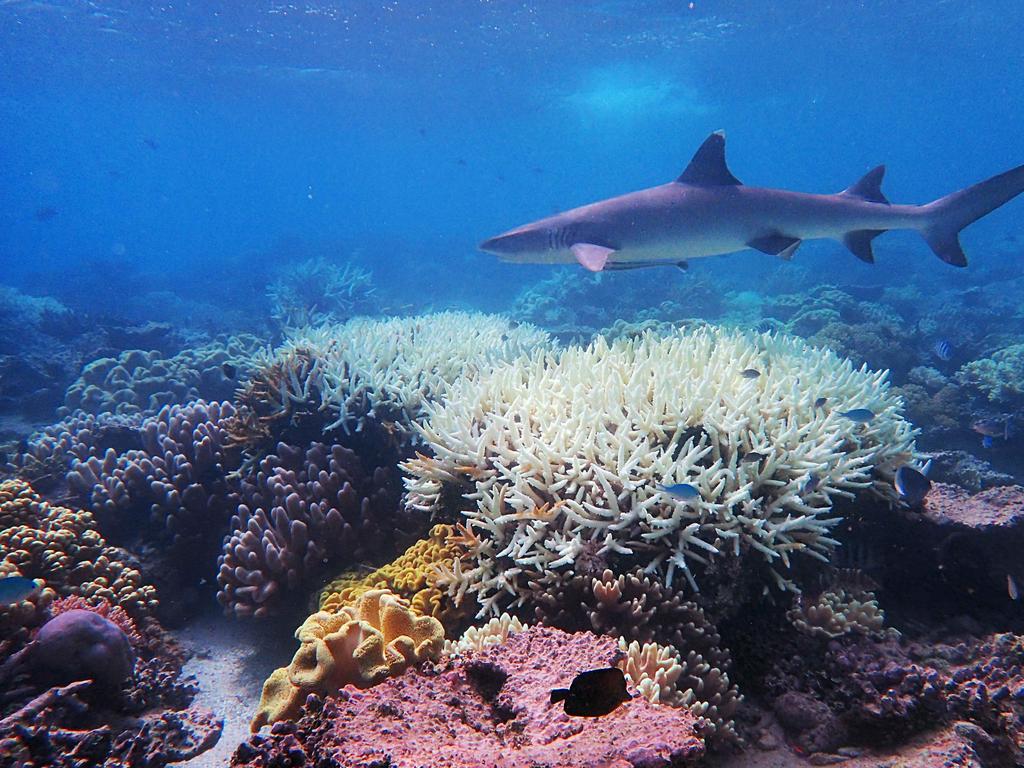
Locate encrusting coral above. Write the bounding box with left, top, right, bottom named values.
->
left=251, top=588, right=444, bottom=731
left=318, top=523, right=474, bottom=630
left=235, top=625, right=704, bottom=767
left=404, top=326, right=917, bottom=616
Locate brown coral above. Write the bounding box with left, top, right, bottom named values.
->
left=0, top=479, right=158, bottom=639
left=251, top=588, right=444, bottom=731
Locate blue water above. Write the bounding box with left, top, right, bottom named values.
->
left=2, top=1, right=1022, bottom=319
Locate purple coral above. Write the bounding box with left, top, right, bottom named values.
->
left=27, top=608, right=135, bottom=691
left=217, top=441, right=415, bottom=618
left=67, top=400, right=239, bottom=558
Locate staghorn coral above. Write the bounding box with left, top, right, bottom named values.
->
left=61, top=335, right=263, bottom=417
left=0, top=479, right=157, bottom=634
left=217, top=441, right=412, bottom=618
left=67, top=401, right=240, bottom=580
left=443, top=612, right=528, bottom=656
left=251, top=588, right=444, bottom=731
left=404, top=326, right=917, bottom=616
left=243, top=312, right=550, bottom=444
left=266, top=257, right=377, bottom=329
left=787, top=584, right=887, bottom=640
left=234, top=625, right=704, bottom=767
left=318, top=523, right=474, bottom=630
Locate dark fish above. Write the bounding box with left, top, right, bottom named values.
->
left=933, top=339, right=952, bottom=361
left=417, top=127, right=427, bottom=137
left=741, top=451, right=767, bottom=463
left=755, top=319, right=777, bottom=334
left=802, top=473, right=821, bottom=493
left=839, top=408, right=875, bottom=423
left=741, top=368, right=761, bottom=379
left=16, top=438, right=29, bottom=455
left=143, top=137, right=159, bottom=150
left=455, top=158, right=468, bottom=166
left=658, top=483, right=700, bottom=500
left=35, top=206, right=58, bottom=221
left=894, top=465, right=931, bottom=506
left=814, top=397, right=827, bottom=410
left=221, top=362, right=237, bottom=379
left=0, top=576, right=39, bottom=605
left=550, top=667, right=633, bottom=717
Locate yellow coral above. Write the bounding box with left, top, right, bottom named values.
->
left=318, top=524, right=473, bottom=630
left=252, top=588, right=444, bottom=731
left=0, top=480, right=157, bottom=641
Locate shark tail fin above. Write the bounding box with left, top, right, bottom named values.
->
left=920, top=163, right=1024, bottom=266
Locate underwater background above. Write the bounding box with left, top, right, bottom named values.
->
left=2, top=2, right=1024, bottom=767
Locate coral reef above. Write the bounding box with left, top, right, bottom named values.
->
left=252, top=589, right=444, bottom=731
left=239, top=312, right=550, bottom=446
left=61, top=335, right=263, bottom=417
left=235, top=625, right=705, bottom=767
left=787, top=583, right=887, bottom=640
left=405, top=326, right=917, bottom=615
left=66, top=401, right=240, bottom=614
left=266, top=257, right=377, bottom=329
left=318, top=523, right=474, bottom=629
left=0, top=479, right=158, bottom=641
left=0, top=597, right=222, bottom=768
left=957, top=343, right=1024, bottom=406
left=217, top=441, right=411, bottom=618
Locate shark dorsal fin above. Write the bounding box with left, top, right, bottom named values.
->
left=843, top=165, right=889, bottom=204
left=677, top=130, right=742, bottom=186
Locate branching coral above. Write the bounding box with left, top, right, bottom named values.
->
left=67, top=401, right=240, bottom=572
left=404, top=326, right=917, bottom=615
left=957, top=343, right=1024, bottom=405
left=266, top=257, right=377, bottom=329
left=217, top=441, right=411, bottom=618
left=242, top=312, right=550, bottom=444
left=787, top=584, right=887, bottom=640
left=251, top=589, right=444, bottom=731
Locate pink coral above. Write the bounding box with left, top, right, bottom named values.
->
left=234, top=625, right=704, bottom=768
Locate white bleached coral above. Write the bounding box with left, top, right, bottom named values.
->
left=245, top=312, right=551, bottom=440
left=403, top=326, right=917, bottom=613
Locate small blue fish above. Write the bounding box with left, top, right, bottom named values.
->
left=0, top=576, right=39, bottom=605
left=894, top=465, right=932, bottom=506
left=802, top=473, right=821, bottom=493
left=933, top=339, right=952, bottom=361
left=740, top=368, right=761, bottom=379
left=982, top=435, right=994, bottom=449
left=814, top=397, right=828, bottom=410
left=658, top=483, right=701, bottom=500
left=839, top=408, right=875, bottom=423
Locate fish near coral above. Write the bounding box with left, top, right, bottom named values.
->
left=550, top=666, right=634, bottom=717
left=481, top=131, right=1024, bottom=271
left=0, top=575, right=40, bottom=605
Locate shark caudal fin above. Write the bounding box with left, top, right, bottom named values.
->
left=920, top=163, right=1024, bottom=266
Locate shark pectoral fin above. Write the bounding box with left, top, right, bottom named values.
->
left=747, top=234, right=801, bottom=260
left=843, top=229, right=885, bottom=263
left=570, top=243, right=616, bottom=272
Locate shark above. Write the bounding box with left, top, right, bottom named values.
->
left=479, top=131, right=1024, bottom=272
